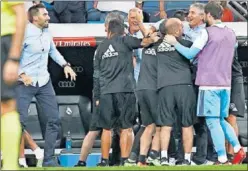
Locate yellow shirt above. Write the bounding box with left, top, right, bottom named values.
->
left=1, top=1, right=24, bottom=36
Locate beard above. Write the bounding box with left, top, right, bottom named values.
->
left=42, top=21, right=49, bottom=28
left=205, top=20, right=211, bottom=27
left=43, top=23, right=49, bottom=28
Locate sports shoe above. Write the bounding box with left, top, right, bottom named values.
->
left=42, top=159, right=60, bottom=167
left=147, top=157, right=161, bottom=166
left=168, top=157, right=177, bottom=166
left=161, top=157, right=169, bottom=166
left=213, top=161, right=232, bottom=165
left=36, top=158, right=43, bottom=168
left=74, top=161, right=86, bottom=167
left=175, top=160, right=184, bottom=165
left=97, top=162, right=109, bottom=167
left=124, top=159, right=136, bottom=166
left=232, top=147, right=246, bottom=164
left=181, top=159, right=191, bottom=166
left=191, top=160, right=214, bottom=166
left=18, top=158, right=28, bottom=168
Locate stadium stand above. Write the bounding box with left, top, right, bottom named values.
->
left=36, top=1, right=247, bottom=23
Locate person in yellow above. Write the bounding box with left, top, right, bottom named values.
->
left=1, top=1, right=27, bottom=170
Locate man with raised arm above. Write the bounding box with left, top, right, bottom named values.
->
left=94, top=18, right=159, bottom=166
left=165, top=1, right=246, bottom=165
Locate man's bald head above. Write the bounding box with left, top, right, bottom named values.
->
left=165, top=18, right=183, bottom=37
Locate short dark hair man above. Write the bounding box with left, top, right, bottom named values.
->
left=94, top=19, right=158, bottom=166
left=16, top=3, right=76, bottom=167
left=75, top=12, right=126, bottom=167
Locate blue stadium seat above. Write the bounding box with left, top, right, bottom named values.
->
left=86, top=1, right=101, bottom=23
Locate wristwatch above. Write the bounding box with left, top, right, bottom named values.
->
left=62, top=62, right=71, bottom=68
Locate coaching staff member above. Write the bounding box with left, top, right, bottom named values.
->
left=16, top=4, right=76, bottom=167
left=93, top=19, right=159, bottom=166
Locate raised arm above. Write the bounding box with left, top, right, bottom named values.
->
left=123, top=33, right=159, bottom=50
left=164, top=29, right=208, bottom=59
left=93, top=1, right=98, bottom=9
left=159, top=0, right=167, bottom=19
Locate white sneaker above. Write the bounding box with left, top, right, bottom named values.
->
left=169, top=158, right=176, bottom=166
left=19, top=158, right=28, bottom=168
left=147, top=157, right=161, bottom=166
left=34, top=148, right=44, bottom=167
left=203, top=160, right=214, bottom=165
left=36, top=158, right=43, bottom=167
left=190, top=160, right=197, bottom=166
left=191, top=160, right=214, bottom=166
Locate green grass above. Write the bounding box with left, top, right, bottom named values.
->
left=23, top=164, right=248, bottom=170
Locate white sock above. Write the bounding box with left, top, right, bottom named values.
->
left=19, top=158, right=28, bottom=167
left=185, top=153, right=191, bottom=162
left=161, top=150, right=168, bottom=158
left=233, top=145, right=241, bottom=153
left=218, top=155, right=228, bottom=163
left=33, top=147, right=43, bottom=160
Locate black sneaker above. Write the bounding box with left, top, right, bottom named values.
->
left=161, top=157, right=169, bottom=166
left=181, top=159, right=191, bottom=165
left=176, top=160, right=184, bottom=165
left=74, top=161, right=86, bottom=167
left=97, top=162, right=109, bottom=167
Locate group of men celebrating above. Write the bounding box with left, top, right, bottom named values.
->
left=75, top=1, right=246, bottom=167
left=1, top=0, right=246, bottom=170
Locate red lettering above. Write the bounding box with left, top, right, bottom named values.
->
left=53, top=37, right=96, bottom=47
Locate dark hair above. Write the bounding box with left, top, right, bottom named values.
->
left=159, top=19, right=167, bottom=36
left=204, top=1, right=223, bottom=19
left=105, top=12, right=124, bottom=26
left=108, top=19, right=125, bottom=36
left=28, top=3, right=46, bottom=22
left=173, top=10, right=186, bottom=21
